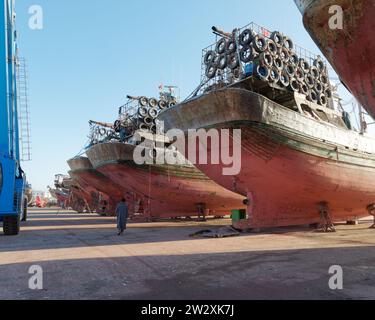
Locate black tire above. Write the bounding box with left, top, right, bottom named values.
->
left=204, top=50, right=216, bottom=65
left=313, top=58, right=325, bottom=71
left=239, top=29, right=255, bottom=46
left=283, top=36, right=294, bottom=51
left=320, top=74, right=329, bottom=87
left=295, top=67, right=305, bottom=82
left=158, top=99, right=168, bottom=110
left=255, top=65, right=270, bottom=81
left=253, top=35, right=268, bottom=53
left=270, top=31, right=284, bottom=47
left=274, top=57, right=284, bottom=71
left=259, top=52, right=273, bottom=68
left=289, top=78, right=300, bottom=92
left=299, top=58, right=310, bottom=73
left=315, top=81, right=323, bottom=93
left=139, top=96, right=149, bottom=107
left=226, top=39, right=237, bottom=55
left=279, top=47, right=290, bottom=63
left=168, top=100, right=177, bottom=108
left=215, top=38, right=227, bottom=55
left=305, top=74, right=315, bottom=88
left=217, top=54, right=228, bottom=70
left=308, top=90, right=318, bottom=103
left=325, top=88, right=333, bottom=99
left=319, top=93, right=327, bottom=106
left=149, top=98, right=158, bottom=108
left=138, top=106, right=148, bottom=117
left=143, top=116, right=153, bottom=126
left=310, top=66, right=319, bottom=79
left=148, top=107, right=158, bottom=119
left=3, top=215, right=20, bottom=236
left=285, top=64, right=295, bottom=77
left=227, top=54, right=239, bottom=70
left=300, top=83, right=309, bottom=95
left=279, top=70, right=290, bottom=87
left=269, top=67, right=280, bottom=84
left=205, top=63, right=217, bottom=79
left=239, top=46, right=255, bottom=63
left=22, top=198, right=28, bottom=222
left=289, top=53, right=299, bottom=67
left=139, top=123, right=149, bottom=131
left=267, top=39, right=278, bottom=56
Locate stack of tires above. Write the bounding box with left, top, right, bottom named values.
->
left=203, top=28, right=332, bottom=107
left=136, top=96, right=177, bottom=133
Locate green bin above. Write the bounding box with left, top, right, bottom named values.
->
left=231, top=209, right=247, bottom=223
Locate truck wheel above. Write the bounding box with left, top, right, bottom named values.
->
left=22, top=198, right=28, bottom=222
left=3, top=216, right=20, bottom=236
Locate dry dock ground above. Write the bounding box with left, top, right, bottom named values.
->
left=1, top=208, right=375, bottom=300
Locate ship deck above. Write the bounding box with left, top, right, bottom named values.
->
left=1, top=208, right=375, bottom=300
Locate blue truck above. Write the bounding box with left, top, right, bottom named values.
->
left=0, top=0, right=27, bottom=236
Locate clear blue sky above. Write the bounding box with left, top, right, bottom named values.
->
left=15, top=0, right=356, bottom=191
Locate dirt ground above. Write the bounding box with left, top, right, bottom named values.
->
left=0, top=208, right=375, bottom=300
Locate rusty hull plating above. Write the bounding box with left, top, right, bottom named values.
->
left=301, top=0, right=375, bottom=118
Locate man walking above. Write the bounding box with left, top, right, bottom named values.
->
left=116, top=198, right=129, bottom=236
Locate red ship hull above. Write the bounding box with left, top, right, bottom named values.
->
left=68, top=157, right=127, bottom=216
left=86, top=142, right=245, bottom=219
left=159, top=88, right=375, bottom=228
left=300, top=0, right=375, bottom=118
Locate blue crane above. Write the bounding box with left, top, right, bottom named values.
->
left=0, top=0, right=27, bottom=236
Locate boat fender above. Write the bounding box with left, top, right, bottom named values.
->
left=269, top=67, right=280, bottom=83
left=255, top=65, right=270, bottom=81
left=279, top=70, right=290, bottom=87
left=149, top=98, right=158, bottom=108
left=240, top=46, right=254, bottom=63
left=158, top=99, right=168, bottom=110
left=228, top=54, right=240, bottom=70
left=225, top=39, right=237, bottom=55
left=217, top=53, right=228, bottom=70
left=239, top=29, right=255, bottom=47
left=215, top=38, right=227, bottom=55
left=289, top=78, right=300, bottom=92
left=270, top=31, right=284, bottom=47
left=148, top=107, right=158, bottom=119
left=274, top=57, right=284, bottom=71
left=267, top=39, right=278, bottom=56
left=259, top=52, right=273, bottom=68
left=285, top=64, right=295, bottom=77
left=283, top=36, right=294, bottom=51
left=138, top=106, right=149, bottom=117
left=139, top=96, right=149, bottom=107
left=205, top=63, right=217, bottom=79
left=204, top=50, right=216, bottom=65
left=253, top=35, right=268, bottom=53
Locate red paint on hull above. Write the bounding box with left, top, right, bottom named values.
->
left=195, top=127, right=375, bottom=228
left=302, top=0, right=375, bottom=118
left=86, top=143, right=245, bottom=219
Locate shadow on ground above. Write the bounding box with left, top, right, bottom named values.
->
left=1, top=246, right=375, bottom=300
